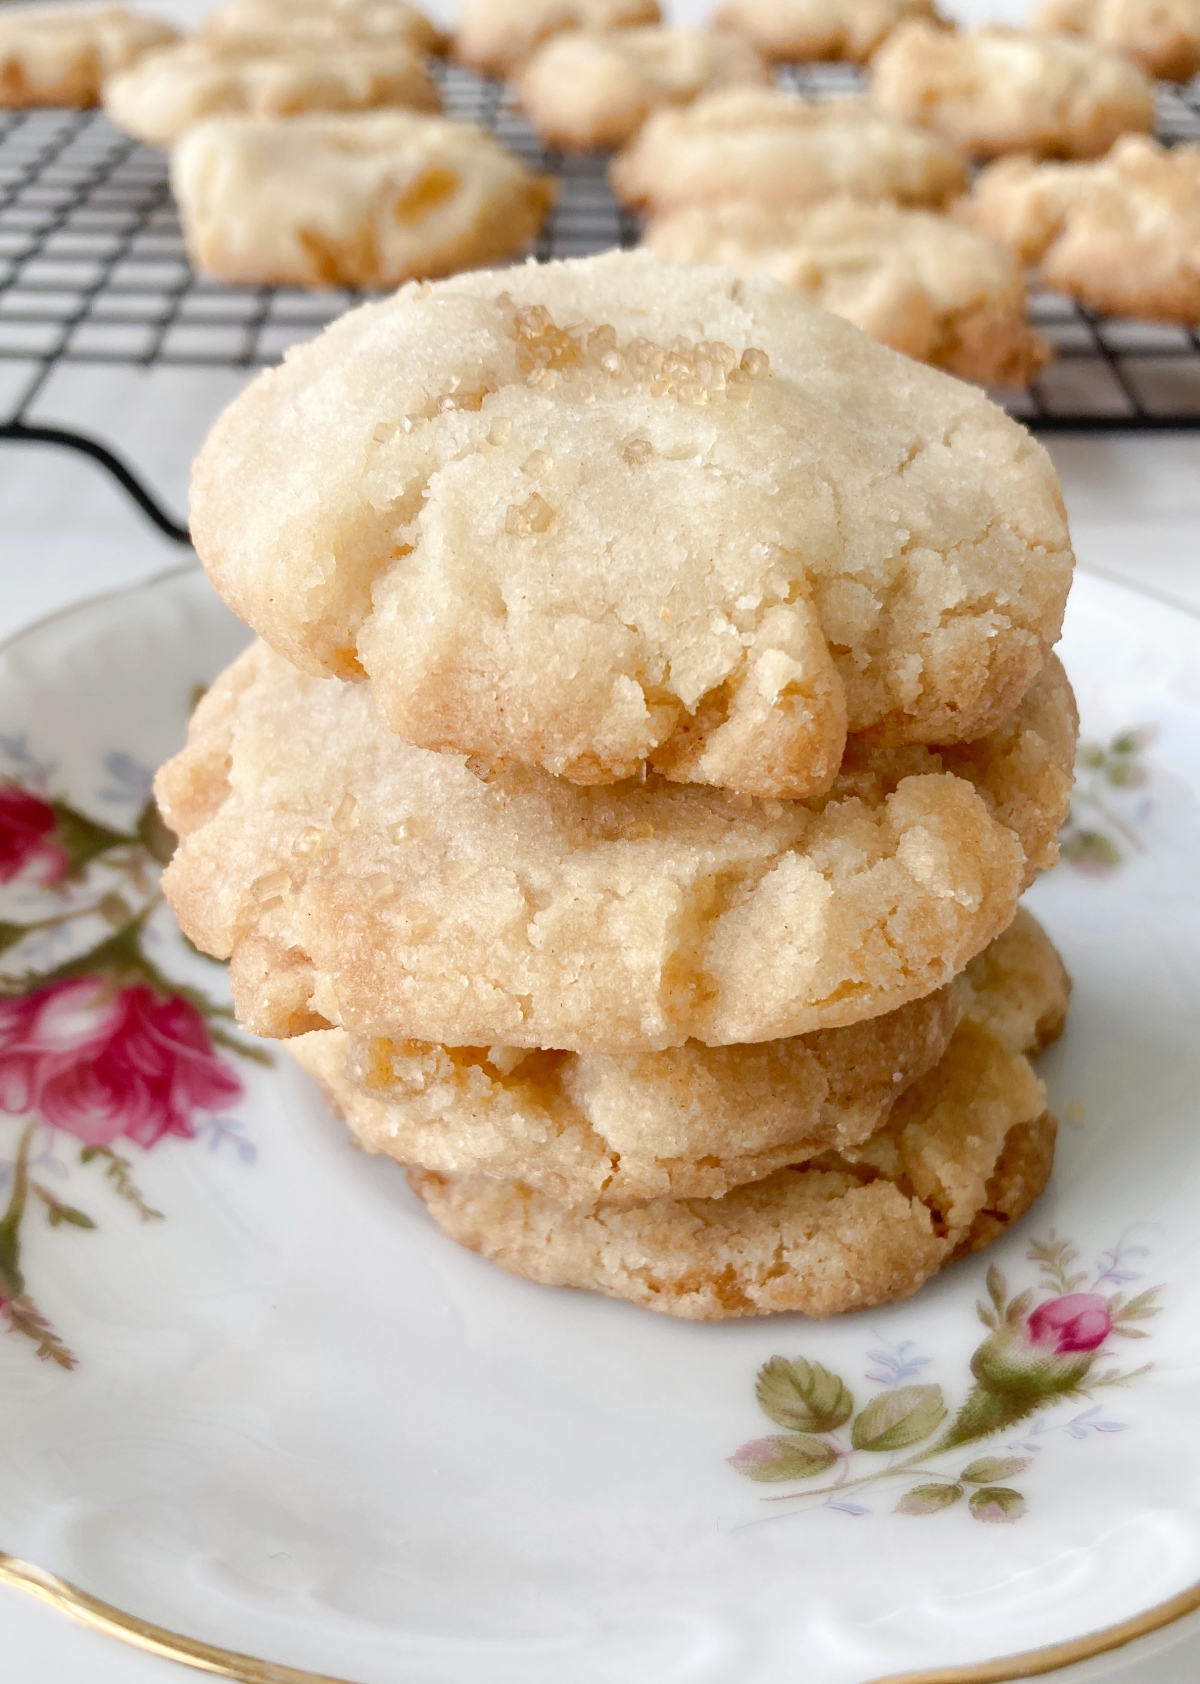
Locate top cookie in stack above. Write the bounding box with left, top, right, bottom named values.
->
left=191, top=250, right=1072, bottom=801
left=162, top=250, right=1077, bottom=1320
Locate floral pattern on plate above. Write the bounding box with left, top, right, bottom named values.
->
left=731, top=1231, right=1163, bottom=1521
left=0, top=760, right=264, bottom=1370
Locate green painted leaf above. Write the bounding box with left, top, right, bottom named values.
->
left=729, top=1433, right=838, bottom=1483
left=50, top=800, right=131, bottom=877
left=136, top=797, right=177, bottom=866
left=895, top=1483, right=963, bottom=1516
left=961, top=1456, right=1030, bottom=1485
left=756, top=1355, right=853, bottom=1432
left=1004, top=1288, right=1033, bottom=1326
left=1060, top=830, right=1121, bottom=871
left=986, top=1266, right=1006, bottom=1312
left=1106, top=760, right=1146, bottom=789
left=1116, top=1288, right=1162, bottom=1323
left=969, top=1487, right=1026, bottom=1524
left=851, top=1385, right=947, bottom=1452
left=0, top=920, right=29, bottom=955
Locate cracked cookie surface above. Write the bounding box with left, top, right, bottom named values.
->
left=290, top=908, right=1063, bottom=1210
left=155, top=642, right=1075, bottom=1053
left=190, top=250, right=1072, bottom=800
left=409, top=1014, right=1058, bottom=1320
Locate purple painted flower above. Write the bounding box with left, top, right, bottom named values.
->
left=0, top=977, right=242, bottom=1148
left=0, top=786, right=68, bottom=885
left=1028, top=1293, right=1113, bottom=1355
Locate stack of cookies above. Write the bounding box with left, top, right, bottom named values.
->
left=157, top=250, right=1079, bottom=1322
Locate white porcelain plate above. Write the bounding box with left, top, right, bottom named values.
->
left=2, top=566, right=1200, bottom=1684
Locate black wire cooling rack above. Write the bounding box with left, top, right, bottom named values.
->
left=0, top=61, right=1198, bottom=540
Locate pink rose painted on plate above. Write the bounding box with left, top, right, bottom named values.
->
left=0, top=977, right=241, bottom=1149
left=0, top=786, right=68, bottom=885
left=1027, top=1292, right=1113, bottom=1355
left=0, top=755, right=266, bottom=1371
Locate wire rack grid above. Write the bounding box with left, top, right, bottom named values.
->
left=0, top=61, right=1198, bottom=538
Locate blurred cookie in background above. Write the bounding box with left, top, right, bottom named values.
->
left=104, top=36, right=441, bottom=148
left=644, top=197, right=1050, bottom=386
left=455, top=0, right=660, bottom=79
left=870, top=23, right=1155, bottom=160
left=171, top=110, right=554, bottom=287
left=957, top=135, right=1200, bottom=324
left=202, top=0, right=448, bottom=58
left=714, top=0, right=949, bottom=65
left=1033, top=0, right=1200, bottom=83
left=610, top=88, right=967, bottom=214
left=520, top=27, right=766, bottom=151
left=0, top=5, right=177, bottom=109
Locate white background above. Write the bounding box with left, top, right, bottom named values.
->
left=1, top=0, right=1199, bottom=1679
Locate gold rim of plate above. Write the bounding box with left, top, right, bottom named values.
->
left=3, top=1550, right=1200, bottom=1684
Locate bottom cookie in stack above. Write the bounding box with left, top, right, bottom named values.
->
left=294, top=909, right=1069, bottom=1321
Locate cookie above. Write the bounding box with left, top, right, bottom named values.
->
left=454, top=0, right=661, bottom=79
left=202, top=0, right=448, bottom=59
left=609, top=88, right=967, bottom=214
left=292, top=979, right=962, bottom=1209
left=713, top=0, right=946, bottom=64
left=957, top=137, right=1200, bottom=325
left=155, top=642, right=1076, bottom=1053
left=104, top=38, right=440, bottom=148
left=289, top=908, right=1063, bottom=1210
left=408, top=1016, right=1057, bottom=1320
left=1034, top=0, right=1200, bottom=84
left=869, top=23, right=1155, bottom=161
left=171, top=112, right=555, bottom=289
left=190, top=251, right=1072, bottom=800
left=0, top=5, right=177, bottom=109
left=519, top=28, right=767, bottom=153
left=642, top=198, right=1050, bottom=387
left=962, top=904, right=1071, bottom=1057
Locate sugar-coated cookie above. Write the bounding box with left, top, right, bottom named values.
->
left=957, top=136, right=1200, bottom=325
left=156, top=642, right=1075, bottom=1053
left=293, top=982, right=962, bottom=1209
left=290, top=908, right=1063, bottom=1210
left=0, top=5, right=176, bottom=109
left=409, top=1016, right=1057, bottom=1320
left=714, top=0, right=946, bottom=63
left=643, top=198, right=1049, bottom=386
left=190, top=252, right=1072, bottom=800
left=610, top=88, right=967, bottom=213
left=104, top=38, right=440, bottom=147
left=171, top=112, right=554, bottom=288
left=454, top=0, right=660, bottom=78
left=962, top=905, right=1071, bottom=1057
left=1034, top=0, right=1200, bottom=83
left=870, top=23, right=1155, bottom=161
left=202, top=0, right=447, bottom=59
left=519, top=28, right=766, bottom=152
